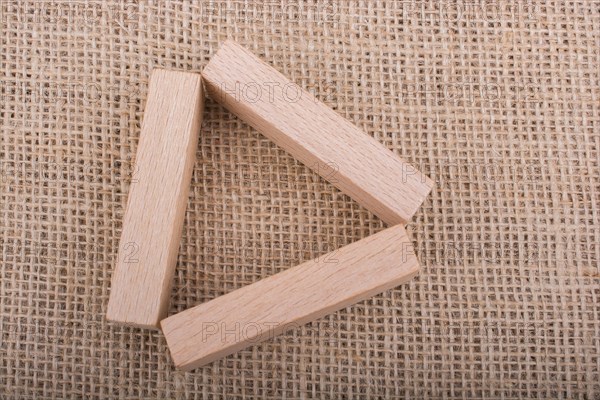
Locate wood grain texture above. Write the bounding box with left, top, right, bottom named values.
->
left=161, top=224, right=420, bottom=370
left=106, top=69, right=203, bottom=328
left=202, top=40, right=433, bottom=225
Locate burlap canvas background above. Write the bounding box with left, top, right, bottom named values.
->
left=1, top=1, right=598, bottom=398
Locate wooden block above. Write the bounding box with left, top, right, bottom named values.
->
left=106, top=69, right=204, bottom=328
left=202, top=41, right=433, bottom=225
left=161, top=224, right=419, bottom=370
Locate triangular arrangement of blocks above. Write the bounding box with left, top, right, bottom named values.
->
left=107, top=41, right=433, bottom=371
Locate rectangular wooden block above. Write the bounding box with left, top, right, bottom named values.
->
left=202, top=41, right=433, bottom=225
left=161, top=224, right=419, bottom=370
left=106, top=69, right=204, bottom=328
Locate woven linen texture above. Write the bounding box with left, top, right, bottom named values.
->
left=1, top=1, right=598, bottom=398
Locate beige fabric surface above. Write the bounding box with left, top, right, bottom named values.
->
left=1, top=1, right=599, bottom=398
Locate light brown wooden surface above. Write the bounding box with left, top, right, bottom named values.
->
left=106, top=69, right=203, bottom=328
left=202, top=40, right=433, bottom=225
left=161, top=224, right=420, bottom=370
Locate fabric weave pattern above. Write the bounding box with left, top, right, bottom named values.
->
left=1, top=1, right=598, bottom=398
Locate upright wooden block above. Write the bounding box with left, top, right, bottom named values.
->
left=106, top=69, right=203, bottom=328
left=161, top=224, right=419, bottom=370
left=202, top=41, right=433, bottom=225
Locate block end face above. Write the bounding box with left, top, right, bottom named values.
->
left=388, top=174, right=434, bottom=224
left=106, top=316, right=161, bottom=330
left=160, top=317, right=193, bottom=370
left=106, top=302, right=163, bottom=330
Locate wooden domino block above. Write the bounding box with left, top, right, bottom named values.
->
left=161, top=224, right=419, bottom=370
left=202, top=41, right=433, bottom=225
left=106, top=69, right=204, bottom=328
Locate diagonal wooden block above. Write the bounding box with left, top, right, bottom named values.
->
left=106, top=69, right=204, bottom=328
left=202, top=40, right=433, bottom=225
left=161, top=224, right=419, bottom=371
